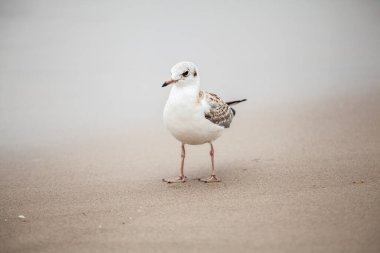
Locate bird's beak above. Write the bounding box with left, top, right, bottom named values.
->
left=162, top=79, right=177, bottom=87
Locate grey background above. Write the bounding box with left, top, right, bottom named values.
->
left=1, top=0, right=380, bottom=149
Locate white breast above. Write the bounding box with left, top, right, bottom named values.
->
left=163, top=85, right=224, bottom=145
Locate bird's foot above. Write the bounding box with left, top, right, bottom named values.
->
left=162, top=176, right=187, bottom=183
left=199, top=175, right=221, bottom=183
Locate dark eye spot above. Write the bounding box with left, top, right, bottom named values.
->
left=183, top=71, right=189, bottom=77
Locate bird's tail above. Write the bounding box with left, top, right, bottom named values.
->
left=226, top=99, right=246, bottom=116
left=226, top=99, right=247, bottom=106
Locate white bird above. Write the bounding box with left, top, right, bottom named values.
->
left=162, top=61, right=246, bottom=183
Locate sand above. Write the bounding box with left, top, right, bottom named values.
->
left=1, top=90, right=380, bottom=253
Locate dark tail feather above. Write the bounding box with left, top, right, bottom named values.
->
left=226, top=99, right=247, bottom=106
left=227, top=99, right=246, bottom=116
left=231, top=108, right=236, bottom=116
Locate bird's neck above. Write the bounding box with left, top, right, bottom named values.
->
left=169, top=82, right=200, bottom=103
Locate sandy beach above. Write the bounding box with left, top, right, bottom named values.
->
left=1, top=2, right=380, bottom=252
left=1, top=90, right=379, bottom=253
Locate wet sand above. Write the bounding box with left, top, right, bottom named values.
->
left=1, top=90, right=380, bottom=253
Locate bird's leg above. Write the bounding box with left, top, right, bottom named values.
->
left=162, top=143, right=187, bottom=183
left=199, top=142, right=221, bottom=183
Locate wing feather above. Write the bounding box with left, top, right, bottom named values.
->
left=199, top=91, right=235, bottom=128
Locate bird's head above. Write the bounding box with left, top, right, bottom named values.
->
left=162, top=61, right=199, bottom=88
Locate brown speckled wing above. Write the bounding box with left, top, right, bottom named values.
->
left=200, top=91, right=235, bottom=128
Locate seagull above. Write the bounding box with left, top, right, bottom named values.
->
left=162, top=61, right=246, bottom=183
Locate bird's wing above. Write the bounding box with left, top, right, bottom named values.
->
left=199, top=91, right=235, bottom=128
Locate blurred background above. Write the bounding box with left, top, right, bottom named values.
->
left=1, top=0, right=379, bottom=149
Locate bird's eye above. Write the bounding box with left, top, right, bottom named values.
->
left=183, top=71, right=189, bottom=77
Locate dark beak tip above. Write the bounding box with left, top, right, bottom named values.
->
left=162, top=82, right=168, bottom=87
